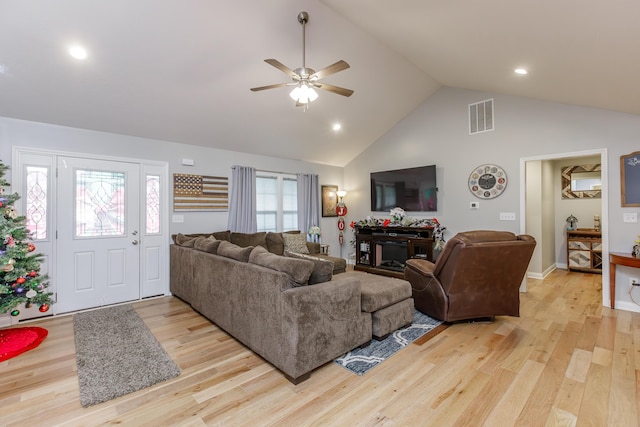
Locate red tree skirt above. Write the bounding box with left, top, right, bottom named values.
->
left=0, top=327, right=48, bottom=362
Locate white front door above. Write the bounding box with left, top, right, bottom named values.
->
left=56, top=157, right=141, bottom=313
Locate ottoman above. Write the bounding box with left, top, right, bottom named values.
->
left=342, top=272, right=414, bottom=339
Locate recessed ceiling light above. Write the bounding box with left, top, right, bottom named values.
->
left=69, top=46, right=88, bottom=60
left=332, top=123, right=342, bottom=131
left=514, top=68, right=528, bottom=75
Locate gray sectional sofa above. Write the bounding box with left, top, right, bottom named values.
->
left=170, top=231, right=371, bottom=383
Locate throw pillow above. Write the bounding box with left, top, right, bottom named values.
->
left=285, top=251, right=334, bottom=285
left=230, top=231, right=267, bottom=248
left=282, top=233, right=310, bottom=254
left=175, top=233, right=197, bottom=247
left=194, top=236, right=220, bottom=254
left=266, top=230, right=301, bottom=255
left=217, top=241, right=253, bottom=262
left=211, top=230, right=231, bottom=241
left=249, top=246, right=314, bottom=286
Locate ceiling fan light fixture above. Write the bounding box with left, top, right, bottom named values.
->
left=289, top=83, right=318, bottom=104
left=250, top=11, right=353, bottom=106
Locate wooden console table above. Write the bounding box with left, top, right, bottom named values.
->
left=567, top=228, right=602, bottom=273
left=609, top=252, right=640, bottom=309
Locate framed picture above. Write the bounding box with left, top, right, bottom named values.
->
left=621, top=151, right=640, bottom=207
left=322, top=185, right=339, bottom=217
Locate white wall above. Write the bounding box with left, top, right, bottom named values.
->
left=0, top=116, right=345, bottom=251
left=525, top=160, right=543, bottom=275
left=344, top=86, right=640, bottom=312
left=541, top=160, right=556, bottom=274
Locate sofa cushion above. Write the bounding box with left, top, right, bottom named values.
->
left=175, top=233, right=197, bottom=247
left=266, top=231, right=300, bottom=255
left=249, top=246, right=314, bottom=286
left=217, top=241, right=253, bottom=262
left=285, top=251, right=334, bottom=285
left=282, top=233, right=310, bottom=254
left=211, top=230, right=231, bottom=241
left=230, top=231, right=267, bottom=248
left=193, top=236, right=220, bottom=254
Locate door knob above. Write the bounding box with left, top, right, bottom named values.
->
left=132, top=240, right=139, bottom=245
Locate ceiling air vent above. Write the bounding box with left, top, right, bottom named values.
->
left=469, top=98, right=494, bottom=135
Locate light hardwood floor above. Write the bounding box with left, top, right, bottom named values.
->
left=1, top=269, right=636, bottom=426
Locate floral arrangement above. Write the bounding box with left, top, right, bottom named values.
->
left=349, top=207, right=447, bottom=249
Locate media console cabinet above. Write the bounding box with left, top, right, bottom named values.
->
left=354, top=225, right=434, bottom=279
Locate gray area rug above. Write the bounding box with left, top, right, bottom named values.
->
left=335, top=310, right=443, bottom=375
left=73, top=304, right=180, bottom=407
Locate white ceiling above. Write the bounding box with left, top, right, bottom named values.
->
left=1, top=1, right=637, bottom=167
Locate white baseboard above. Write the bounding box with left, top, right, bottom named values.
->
left=527, top=265, right=557, bottom=280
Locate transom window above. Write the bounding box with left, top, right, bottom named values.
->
left=256, top=173, right=297, bottom=232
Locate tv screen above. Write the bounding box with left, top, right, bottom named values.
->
left=370, top=165, right=437, bottom=212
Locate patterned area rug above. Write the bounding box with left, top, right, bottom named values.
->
left=74, top=304, right=180, bottom=407
left=335, top=310, right=443, bottom=375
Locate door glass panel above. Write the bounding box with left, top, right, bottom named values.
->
left=25, top=166, right=48, bottom=240
left=75, top=169, right=126, bottom=237
left=146, top=175, right=160, bottom=234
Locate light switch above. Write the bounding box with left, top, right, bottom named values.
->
left=172, top=215, right=184, bottom=223
left=500, top=212, right=516, bottom=221
left=623, top=212, right=638, bottom=223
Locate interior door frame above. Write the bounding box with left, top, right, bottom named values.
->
left=519, top=148, right=608, bottom=306
left=12, top=146, right=170, bottom=315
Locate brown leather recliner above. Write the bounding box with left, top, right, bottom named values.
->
left=404, top=230, right=536, bottom=322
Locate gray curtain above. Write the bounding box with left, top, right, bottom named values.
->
left=227, top=165, right=257, bottom=233
left=297, top=173, right=320, bottom=238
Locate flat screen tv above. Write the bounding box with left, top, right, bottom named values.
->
left=370, top=165, right=437, bottom=212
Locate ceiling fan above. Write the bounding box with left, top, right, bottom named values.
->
left=250, top=11, right=354, bottom=107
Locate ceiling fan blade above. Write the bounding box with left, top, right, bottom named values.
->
left=250, top=83, right=290, bottom=92
left=264, top=59, right=299, bottom=79
left=310, top=60, right=350, bottom=80
left=314, top=83, right=354, bottom=97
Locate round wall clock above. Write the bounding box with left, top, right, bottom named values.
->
left=468, top=164, right=507, bottom=199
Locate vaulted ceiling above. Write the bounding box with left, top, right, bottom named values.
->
left=1, top=1, right=637, bottom=166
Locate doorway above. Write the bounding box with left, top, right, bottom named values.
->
left=12, top=148, right=169, bottom=317
left=520, top=149, right=608, bottom=306
left=56, top=157, right=141, bottom=313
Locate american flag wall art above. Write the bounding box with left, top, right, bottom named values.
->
left=173, top=173, right=229, bottom=211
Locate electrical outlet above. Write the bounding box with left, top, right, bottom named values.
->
left=631, top=277, right=640, bottom=287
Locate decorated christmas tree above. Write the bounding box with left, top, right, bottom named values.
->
left=0, top=160, right=54, bottom=316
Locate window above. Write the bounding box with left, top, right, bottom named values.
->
left=25, top=166, right=49, bottom=240
left=145, top=174, right=161, bottom=234
left=75, top=169, right=126, bottom=237
left=256, top=173, right=297, bottom=232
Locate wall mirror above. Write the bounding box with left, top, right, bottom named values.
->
left=561, top=164, right=601, bottom=199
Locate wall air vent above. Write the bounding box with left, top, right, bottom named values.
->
left=469, top=98, right=494, bottom=135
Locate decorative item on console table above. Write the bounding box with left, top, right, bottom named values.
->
left=308, top=226, right=321, bottom=243
left=566, top=214, right=578, bottom=230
